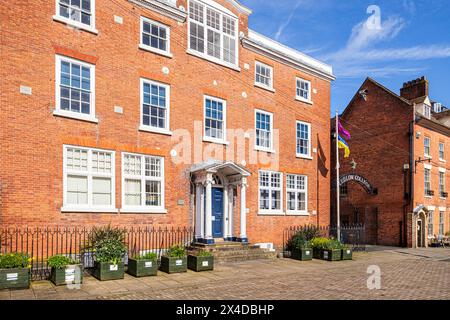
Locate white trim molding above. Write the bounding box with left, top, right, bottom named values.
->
left=139, top=16, right=173, bottom=58
left=128, top=0, right=187, bottom=22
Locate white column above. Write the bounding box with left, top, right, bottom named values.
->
left=228, top=185, right=234, bottom=240
left=195, top=183, right=205, bottom=240
left=204, top=174, right=213, bottom=242
left=223, top=185, right=229, bottom=240
left=239, top=178, right=248, bottom=242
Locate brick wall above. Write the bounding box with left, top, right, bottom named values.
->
left=0, top=0, right=331, bottom=247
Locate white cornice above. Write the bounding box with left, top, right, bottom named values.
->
left=242, top=31, right=335, bottom=82
left=128, top=0, right=187, bottom=22
left=224, top=0, right=252, bottom=15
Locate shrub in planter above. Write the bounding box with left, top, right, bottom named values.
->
left=86, top=225, right=128, bottom=281
left=0, top=253, right=31, bottom=290
left=321, top=239, right=344, bottom=261
left=310, top=237, right=329, bottom=259
left=341, top=246, right=353, bottom=260
left=188, top=250, right=214, bottom=272
left=127, top=252, right=158, bottom=278
left=47, top=255, right=83, bottom=286
left=287, top=230, right=316, bottom=261
left=160, top=245, right=187, bottom=274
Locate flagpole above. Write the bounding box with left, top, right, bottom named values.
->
left=336, top=110, right=341, bottom=242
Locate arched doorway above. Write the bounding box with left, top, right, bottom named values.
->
left=413, top=206, right=429, bottom=248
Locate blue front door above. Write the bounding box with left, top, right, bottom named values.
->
left=212, top=188, right=224, bottom=238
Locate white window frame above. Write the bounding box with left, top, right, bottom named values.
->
left=139, top=16, right=172, bottom=58
left=62, top=145, right=116, bottom=213
left=254, top=109, right=274, bottom=153
left=424, top=166, right=432, bottom=197
left=139, top=78, right=172, bottom=136
left=423, top=105, right=431, bottom=119
left=121, top=153, right=166, bottom=214
left=53, top=0, right=98, bottom=34
left=296, top=121, right=312, bottom=159
left=424, top=136, right=431, bottom=158
left=428, top=211, right=434, bottom=237
left=258, top=171, right=283, bottom=215
left=439, top=142, right=445, bottom=161
left=438, top=211, right=445, bottom=236
left=254, top=61, right=274, bottom=91
left=203, top=95, right=228, bottom=145
left=295, top=78, right=312, bottom=104
left=286, top=174, right=308, bottom=216
left=187, top=0, right=240, bottom=71
left=439, top=168, right=446, bottom=198
left=54, top=55, right=98, bottom=123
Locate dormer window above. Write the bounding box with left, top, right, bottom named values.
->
left=188, top=0, right=238, bottom=68
left=423, top=105, right=431, bottom=119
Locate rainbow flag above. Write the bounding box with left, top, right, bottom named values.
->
left=338, top=121, right=351, bottom=140
left=338, top=135, right=350, bottom=158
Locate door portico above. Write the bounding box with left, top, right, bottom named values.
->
left=191, top=161, right=251, bottom=245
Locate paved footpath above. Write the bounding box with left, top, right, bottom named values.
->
left=0, top=247, right=449, bottom=300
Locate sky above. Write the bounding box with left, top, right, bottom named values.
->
left=240, top=0, right=450, bottom=114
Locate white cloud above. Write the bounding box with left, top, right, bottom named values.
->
left=274, top=0, right=303, bottom=41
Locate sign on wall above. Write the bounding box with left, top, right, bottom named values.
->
left=339, top=174, right=377, bottom=195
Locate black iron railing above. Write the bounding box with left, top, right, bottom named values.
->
left=0, top=226, right=194, bottom=280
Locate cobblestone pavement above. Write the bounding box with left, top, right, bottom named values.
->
left=0, top=247, right=449, bottom=300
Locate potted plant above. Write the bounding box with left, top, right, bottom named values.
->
left=321, top=239, right=344, bottom=261
left=87, top=225, right=128, bottom=281
left=341, top=245, right=353, bottom=260
left=0, top=253, right=31, bottom=290
left=127, top=252, right=158, bottom=277
left=287, top=233, right=312, bottom=261
left=47, top=255, right=83, bottom=286
left=310, top=237, right=329, bottom=259
left=188, top=250, right=214, bottom=272
left=160, top=244, right=187, bottom=274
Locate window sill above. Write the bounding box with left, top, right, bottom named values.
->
left=203, top=137, right=230, bottom=145
left=52, top=15, right=98, bottom=35
left=186, top=49, right=241, bottom=72
left=439, top=159, right=446, bottom=163
left=138, top=44, right=173, bottom=58
left=53, top=109, right=99, bottom=123
left=61, top=207, right=118, bottom=213
left=296, top=154, right=313, bottom=160
left=254, top=146, right=276, bottom=154
left=424, top=155, right=432, bottom=159
left=295, top=97, right=313, bottom=105
left=254, top=83, right=275, bottom=93
left=286, top=211, right=310, bottom=216
left=258, top=211, right=285, bottom=216
left=139, top=125, right=173, bottom=136
left=425, top=196, right=433, bottom=199
left=120, top=208, right=168, bottom=214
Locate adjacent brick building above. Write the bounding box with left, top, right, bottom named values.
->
left=332, top=77, right=450, bottom=247
left=0, top=0, right=334, bottom=248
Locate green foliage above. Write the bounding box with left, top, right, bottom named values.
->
left=286, top=226, right=320, bottom=250
left=165, top=244, right=186, bottom=258
left=86, top=225, right=128, bottom=264
left=310, top=237, right=330, bottom=249
left=0, top=253, right=31, bottom=269
left=196, top=250, right=213, bottom=257
left=47, top=255, right=78, bottom=269
left=135, top=252, right=158, bottom=261
left=323, top=239, right=345, bottom=250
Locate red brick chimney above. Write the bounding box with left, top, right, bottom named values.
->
left=400, top=76, right=429, bottom=101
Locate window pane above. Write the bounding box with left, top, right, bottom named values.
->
left=145, top=181, right=161, bottom=206
left=125, top=179, right=141, bottom=206
left=92, top=177, right=111, bottom=205
left=142, top=82, right=167, bottom=129
left=67, top=175, right=88, bottom=204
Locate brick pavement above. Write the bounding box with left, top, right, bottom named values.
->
left=0, top=247, right=448, bottom=300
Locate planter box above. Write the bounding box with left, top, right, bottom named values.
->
left=127, top=258, right=158, bottom=277
left=160, top=256, right=187, bottom=274
left=341, top=249, right=353, bottom=260
left=93, top=262, right=124, bottom=281
left=51, top=264, right=83, bottom=286
left=0, top=268, right=30, bottom=290
left=188, top=255, right=214, bottom=272
left=313, top=248, right=322, bottom=259
left=321, top=249, right=342, bottom=261
left=291, top=248, right=313, bottom=261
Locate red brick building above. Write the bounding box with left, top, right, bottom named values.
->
left=332, top=77, right=450, bottom=247
left=0, top=0, right=334, bottom=248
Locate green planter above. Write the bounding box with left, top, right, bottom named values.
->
left=188, top=255, right=214, bottom=272
left=313, top=248, right=322, bottom=259
left=321, top=249, right=342, bottom=261
left=341, top=248, right=353, bottom=260
left=291, top=248, right=313, bottom=261
left=93, top=262, right=124, bottom=281
left=51, top=264, right=83, bottom=286
left=127, top=258, right=158, bottom=277
left=0, top=268, right=30, bottom=290
left=160, top=256, right=187, bottom=274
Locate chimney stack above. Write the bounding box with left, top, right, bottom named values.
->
left=400, top=76, right=429, bottom=101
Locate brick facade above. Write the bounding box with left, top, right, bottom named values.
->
left=0, top=0, right=332, bottom=248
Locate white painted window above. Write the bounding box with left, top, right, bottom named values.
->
left=439, top=142, right=445, bottom=160
left=439, top=211, right=444, bottom=236
left=286, top=174, right=308, bottom=215
left=296, top=121, right=311, bottom=158
left=204, top=96, right=226, bottom=143
left=255, top=61, right=273, bottom=89
left=122, top=153, right=165, bottom=213
left=54, top=55, right=97, bottom=122
left=424, top=137, right=431, bottom=157
left=259, top=171, right=282, bottom=214
left=428, top=211, right=434, bottom=237
left=54, top=0, right=96, bottom=33
left=255, top=110, right=273, bottom=152
left=140, top=78, right=171, bottom=135
left=140, top=17, right=171, bottom=57
left=188, top=0, right=238, bottom=67
left=424, top=168, right=431, bottom=196
left=63, top=145, right=115, bottom=212
left=423, top=105, right=431, bottom=119
left=439, top=171, right=445, bottom=196
left=296, top=78, right=311, bottom=102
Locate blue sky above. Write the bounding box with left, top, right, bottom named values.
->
left=240, top=0, right=450, bottom=114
